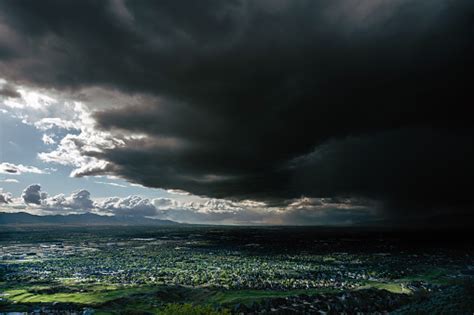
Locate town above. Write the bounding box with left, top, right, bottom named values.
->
left=1, top=226, right=473, bottom=314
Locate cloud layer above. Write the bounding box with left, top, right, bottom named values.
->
left=2, top=184, right=376, bottom=225
left=1, top=0, right=473, bottom=226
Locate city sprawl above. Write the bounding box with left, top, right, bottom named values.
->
left=1, top=226, right=473, bottom=314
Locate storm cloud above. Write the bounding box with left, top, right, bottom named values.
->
left=1, top=0, right=473, bottom=226
left=0, top=83, right=20, bottom=98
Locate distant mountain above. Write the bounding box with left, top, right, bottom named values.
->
left=0, top=212, right=177, bottom=226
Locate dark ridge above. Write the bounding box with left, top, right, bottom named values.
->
left=0, top=212, right=177, bottom=226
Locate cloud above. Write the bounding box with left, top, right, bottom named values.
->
left=21, top=184, right=47, bottom=205
left=1, top=1, right=473, bottom=226
left=34, top=118, right=79, bottom=131
left=15, top=184, right=156, bottom=217
left=152, top=198, right=270, bottom=224
left=1, top=178, right=19, bottom=183
left=43, top=189, right=94, bottom=211
left=94, top=181, right=127, bottom=188
left=41, top=134, right=56, bottom=145
left=19, top=184, right=94, bottom=211
left=0, top=162, right=47, bottom=175
left=0, top=189, right=12, bottom=204
left=152, top=196, right=376, bottom=225
left=95, top=195, right=157, bottom=217
left=36, top=108, right=125, bottom=179
left=166, top=189, right=190, bottom=196
left=287, top=128, right=474, bottom=222
left=0, top=83, right=20, bottom=98
left=11, top=183, right=376, bottom=224
left=183, top=199, right=267, bottom=214
left=277, top=197, right=378, bottom=226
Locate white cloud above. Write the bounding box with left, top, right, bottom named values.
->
left=95, top=195, right=157, bottom=217
left=42, top=134, right=56, bottom=145
left=183, top=198, right=266, bottom=214
left=0, top=162, right=47, bottom=175
left=0, top=81, right=117, bottom=179
left=0, top=81, right=79, bottom=125
left=152, top=198, right=273, bottom=224
left=130, top=183, right=146, bottom=188
left=94, top=181, right=127, bottom=188
left=0, top=189, right=12, bottom=204
left=19, top=184, right=94, bottom=212
left=43, top=189, right=94, bottom=211
left=2, top=89, right=56, bottom=110
left=38, top=131, right=118, bottom=179
left=37, top=105, right=125, bottom=179
left=35, top=117, right=79, bottom=131
left=0, top=80, right=150, bottom=183
left=166, top=189, right=190, bottom=195
left=0, top=178, right=19, bottom=183
left=16, top=89, right=57, bottom=110
left=153, top=197, right=182, bottom=210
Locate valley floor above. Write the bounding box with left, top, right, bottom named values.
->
left=0, top=226, right=473, bottom=314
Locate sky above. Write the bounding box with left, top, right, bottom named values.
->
left=0, top=0, right=473, bottom=226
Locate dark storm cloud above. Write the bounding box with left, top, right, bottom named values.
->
left=1, top=0, right=473, bottom=225
left=288, top=128, right=474, bottom=222
left=0, top=83, right=20, bottom=98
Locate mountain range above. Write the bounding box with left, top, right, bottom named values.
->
left=0, top=212, right=177, bottom=226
